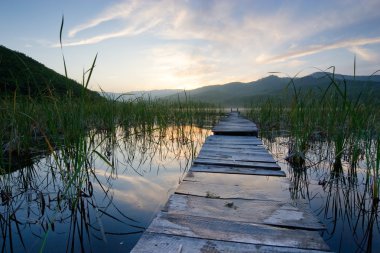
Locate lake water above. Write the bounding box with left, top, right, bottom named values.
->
left=0, top=126, right=210, bottom=252
left=264, top=136, right=380, bottom=253
left=1, top=126, right=379, bottom=252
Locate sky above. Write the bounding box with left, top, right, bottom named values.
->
left=1, top=0, right=380, bottom=92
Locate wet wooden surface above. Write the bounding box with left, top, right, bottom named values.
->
left=164, top=194, right=325, bottom=230
left=190, top=164, right=286, bottom=176
left=133, top=232, right=330, bottom=253
left=212, top=111, right=258, bottom=136
left=131, top=112, right=331, bottom=252
left=194, top=135, right=281, bottom=169
left=146, top=212, right=330, bottom=251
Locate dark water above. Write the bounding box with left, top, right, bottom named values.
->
left=2, top=127, right=379, bottom=252
left=1, top=126, right=210, bottom=252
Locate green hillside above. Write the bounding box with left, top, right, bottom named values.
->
left=0, top=45, right=100, bottom=98
left=170, top=73, right=380, bottom=106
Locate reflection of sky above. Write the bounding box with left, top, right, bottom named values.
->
left=1, top=125, right=211, bottom=252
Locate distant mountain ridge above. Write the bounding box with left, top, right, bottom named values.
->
left=107, top=72, right=380, bottom=106
left=310, top=71, right=380, bottom=82
left=165, top=72, right=380, bottom=106
left=0, top=45, right=99, bottom=98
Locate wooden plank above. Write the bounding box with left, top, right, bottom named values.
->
left=176, top=181, right=289, bottom=201
left=190, top=164, right=286, bottom=176
left=212, top=126, right=258, bottom=130
left=164, top=194, right=325, bottom=230
left=183, top=171, right=288, bottom=186
left=206, top=140, right=262, bottom=146
left=177, top=172, right=290, bottom=201
left=213, top=126, right=258, bottom=130
left=198, top=150, right=277, bottom=163
left=146, top=213, right=331, bottom=251
left=201, top=143, right=266, bottom=150
left=131, top=232, right=331, bottom=253
left=200, top=148, right=273, bottom=157
left=207, top=135, right=262, bottom=143
left=207, top=135, right=261, bottom=141
left=213, top=125, right=258, bottom=129
left=200, top=146, right=270, bottom=154
left=194, top=157, right=281, bottom=169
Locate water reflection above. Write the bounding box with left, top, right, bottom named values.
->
left=0, top=125, right=210, bottom=252
left=263, top=136, right=380, bottom=253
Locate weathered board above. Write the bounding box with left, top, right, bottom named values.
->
left=200, top=146, right=270, bottom=154
left=190, top=164, right=286, bottom=176
left=176, top=180, right=289, bottom=201
left=164, top=194, right=325, bottom=230
left=206, top=135, right=263, bottom=145
left=177, top=172, right=290, bottom=201
left=202, top=143, right=268, bottom=152
left=146, top=212, right=330, bottom=251
left=131, top=232, right=331, bottom=253
left=198, top=150, right=277, bottom=163
left=194, top=157, right=281, bottom=169
left=183, top=171, right=289, bottom=186
left=212, top=112, right=259, bottom=136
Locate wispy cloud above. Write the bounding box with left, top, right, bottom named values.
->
left=349, top=46, right=378, bottom=62
left=257, top=37, right=380, bottom=64
left=68, top=0, right=140, bottom=37
left=58, top=18, right=161, bottom=47
left=64, top=0, right=380, bottom=50
left=58, top=0, right=380, bottom=89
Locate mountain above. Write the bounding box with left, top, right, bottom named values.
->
left=165, top=73, right=380, bottom=106
left=101, top=89, right=182, bottom=101
left=310, top=72, right=380, bottom=82
left=0, top=45, right=100, bottom=98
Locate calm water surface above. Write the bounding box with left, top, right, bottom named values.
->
left=2, top=126, right=379, bottom=252
left=1, top=126, right=210, bottom=252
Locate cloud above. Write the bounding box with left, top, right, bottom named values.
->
left=68, top=0, right=140, bottom=37
left=58, top=18, right=161, bottom=47
left=59, top=0, right=380, bottom=89
left=63, top=0, right=380, bottom=51
left=257, top=37, right=380, bottom=63
left=349, top=46, right=378, bottom=62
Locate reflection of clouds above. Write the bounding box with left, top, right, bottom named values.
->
left=90, top=126, right=208, bottom=210
left=94, top=171, right=182, bottom=210
left=94, top=126, right=208, bottom=176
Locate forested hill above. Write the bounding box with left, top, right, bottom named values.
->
left=0, top=45, right=99, bottom=98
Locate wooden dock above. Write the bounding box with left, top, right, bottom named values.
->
left=212, top=111, right=258, bottom=136
left=131, top=112, right=331, bottom=252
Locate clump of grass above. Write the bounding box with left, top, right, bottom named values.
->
left=247, top=66, right=379, bottom=178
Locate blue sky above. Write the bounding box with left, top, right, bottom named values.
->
left=1, top=0, right=380, bottom=92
